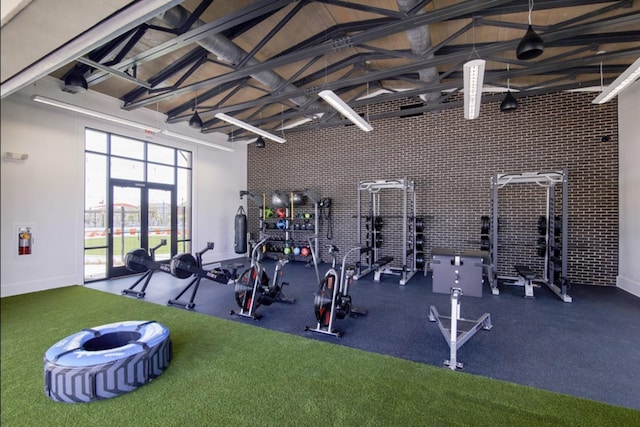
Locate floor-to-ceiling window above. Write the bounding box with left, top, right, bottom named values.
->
left=84, top=129, right=192, bottom=281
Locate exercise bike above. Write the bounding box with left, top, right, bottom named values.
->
left=305, top=244, right=367, bottom=337
left=121, top=239, right=168, bottom=298
left=167, top=242, right=239, bottom=310
left=231, top=235, right=294, bottom=320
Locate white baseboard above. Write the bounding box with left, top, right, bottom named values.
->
left=1, top=277, right=78, bottom=298
left=617, top=275, right=640, bottom=298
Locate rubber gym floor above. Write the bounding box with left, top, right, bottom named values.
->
left=86, top=258, right=640, bottom=411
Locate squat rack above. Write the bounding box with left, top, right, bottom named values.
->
left=355, top=177, right=418, bottom=285
left=487, top=169, right=571, bottom=302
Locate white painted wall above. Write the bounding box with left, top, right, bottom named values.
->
left=1, top=77, right=246, bottom=297
left=2, top=76, right=639, bottom=298
left=618, top=79, right=640, bottom=297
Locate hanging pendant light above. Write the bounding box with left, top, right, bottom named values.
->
left=62, top=69, right=88, bottom=94
left=516, top=0, right=544, bottom=60
left=500, top=91, right=518, bottom=111
left=500, top=64, right=518, bottom=112
left=189, top=111, right=203, bottom=129
left=189, top=91, right=203, bottom=129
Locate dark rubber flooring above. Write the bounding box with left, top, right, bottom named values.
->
left=86, top=258, right=640, bottom=411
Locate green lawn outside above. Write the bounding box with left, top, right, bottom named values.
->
left=84, top=235, right=173, bottom=257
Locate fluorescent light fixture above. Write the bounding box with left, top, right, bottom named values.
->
left=161, top=130, right=234, bottom=152
left=463, top=59, right=485, bottom=120
left=277, top=117, right=313, bottom=130
left=214, top=112, right=286, bottom=143
left=319, top=90, right=373, bottom=132
left=592, top=57, right=640, bottom=104
left=357, top=88, right=392, bottom=100
left=32, top=95, right=161, bottom=133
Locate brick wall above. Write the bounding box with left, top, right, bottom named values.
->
left=247, top=91, right=618, bottom=286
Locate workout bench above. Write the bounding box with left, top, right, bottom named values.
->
left=373, top=256, right=395, bottom=282
left=514, top=265, right=537, bottom=299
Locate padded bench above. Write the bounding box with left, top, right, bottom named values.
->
left=373, top=256, right=393, bottom=269
left=373, top=256, right=394, bottom=282
left=514, top=265, right=536, bottom=298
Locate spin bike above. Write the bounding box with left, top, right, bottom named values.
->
left=305, top=244, right=367, bottom=337
left=231, top=235, right=294, bottom=320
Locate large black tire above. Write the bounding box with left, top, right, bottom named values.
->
left=43, top=320, right=171, bottom=403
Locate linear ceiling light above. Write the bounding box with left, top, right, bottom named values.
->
left=214, top=112, right=286, bottom=143
left=161, top=130, right=234, bottom=152
left=319, top=90, right=373, bottom=132
left=463, top=59, right=486, bottom=120
left=592, top=57, right=640, bottom=104
left=32, top=95, right=161, bottom=133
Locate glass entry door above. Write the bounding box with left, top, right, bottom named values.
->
left=108, top=181, right=175, bottom=278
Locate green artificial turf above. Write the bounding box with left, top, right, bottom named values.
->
left=2, top=286, right=638, bottom=426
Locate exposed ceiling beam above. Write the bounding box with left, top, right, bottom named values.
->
left=1, top=0, right=185, bottom=98
left=86, top=0, right=295, bottom=86
left=123, top=0, right=515, bottom=110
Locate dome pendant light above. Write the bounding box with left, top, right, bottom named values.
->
left=500, top=91, right=518, bottom=111
left=189, top=111, right=203, bottom=129
left=189, top=91, right=203, bottom=129
left=516, top=0, right=544, bottom=60
left=500, top=64, right=518, bottom=112
left=62, top=69, right=88, bottom=94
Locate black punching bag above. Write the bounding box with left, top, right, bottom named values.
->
left=234, top=206, right=247, bottom=254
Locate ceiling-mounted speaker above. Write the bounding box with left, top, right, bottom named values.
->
left=62, top=70, right=88, bottom=94
left=255, top=136, right=266, bottom=148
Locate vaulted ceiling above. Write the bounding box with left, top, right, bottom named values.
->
left=2, top=0, right=639, bottom=142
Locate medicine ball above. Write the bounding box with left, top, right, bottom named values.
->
left=276, top=207, right=287, bottom=218
left=293, top=247, right=301, bottom=255
left=301, top=247, right=310, bottom=257
left=284, top=247, right=291, bottom=255
left=291, top=192, right=307, bottom=205
left=272, top=192, right=290, bottom=208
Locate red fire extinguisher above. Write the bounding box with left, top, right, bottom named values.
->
left=18, top=228, right=32, bottom=255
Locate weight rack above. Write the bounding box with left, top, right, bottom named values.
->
left=487, top=169, right=571, bottom=302
left=354, top=177, right=418, bottom=285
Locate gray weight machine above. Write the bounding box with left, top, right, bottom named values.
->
left=487, top=169, right=571, bottom=303
left=429, top=250, right=492, bottom=370
left=354, top=178, right=418, bottom=286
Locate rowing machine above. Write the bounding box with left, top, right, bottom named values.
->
left=121, top=239, right=168, bottom=298
left=166, top=242, right=237, bottom=310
